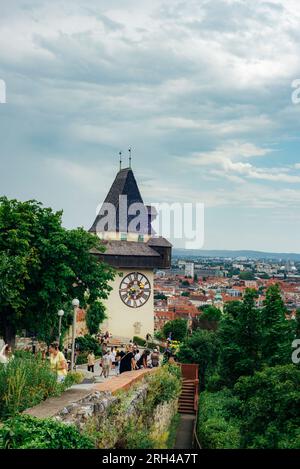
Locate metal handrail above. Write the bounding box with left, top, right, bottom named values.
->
left=192, top=390, right=201, bottom=449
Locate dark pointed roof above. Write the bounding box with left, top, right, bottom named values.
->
left=89, top=168, right=153, bottom=234
left=103, top=167, right=144, bottom=209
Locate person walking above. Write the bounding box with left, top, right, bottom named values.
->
left=119, top=344, right=135, bottom=374
left=0, top=344, right=14, bottom=365
left=115, top=349, right=124, bottom=375
left=87, top=351, right=95, bottom=373
left=102, top=350, right=111, bottom=378
left=151, top=348, right=160, bottom=367
left=109, top=347, right=116, bottom=371
left=49, top=342, right=67, bottom=382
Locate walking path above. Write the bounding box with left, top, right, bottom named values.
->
left=24, top=368, right=156, bottom=419
left=174, top=414, right=195, bottom=449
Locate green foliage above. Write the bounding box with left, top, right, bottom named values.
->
left=238, top=271, right=255, bottom=280
left=133, top=336, right=146, bottom=346
left=200, top=305, right=222, bottom=322
left=163, top=318, right=188, bottom=341
left=154, top=330, right=164, bottom=341
left=178, top=329, right=218, bottom=390
left=145, top=365, right=182, bottom=410
left=154, top=294, right=167, bottom=300
left=296, top=309, right=300, bottom=337
left=0, top=197, right=115, bottom=345
left=75, top=334, right=101, bottom=355
left=198, top=365, right=300, bottom=449
left=0, top=415, right=94, bottom=449
left=181, top=280, right=190, bottom=287
left=83, top=366, right=182, bottom=449
left=218, top=289, right=262, bottom=386
left=197, top=390, right=241, bottom=449
left=0, top=356, right=79, bottom=418
left=120, top=420, right=154, bottom=449
left=182, top=283, right=300, bottom=448
left=181, top=291, right=190, bottom=297
left=261, top=284, right=295, bottom=366
left=75, top=352, right=89, bottom=365
left=86, top=301, right=106, bottom=336
left=233, top=365, right=300, bottom=449
left=166, top=413, right=180, bottom=449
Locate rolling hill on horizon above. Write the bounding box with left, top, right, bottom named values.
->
left=173, top=248, right=300, bottom=261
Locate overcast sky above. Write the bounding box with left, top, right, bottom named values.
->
left=0, top=0, right=300, bottom=252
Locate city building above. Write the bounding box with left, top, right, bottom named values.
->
left=185, top=262, right=195, bottom=278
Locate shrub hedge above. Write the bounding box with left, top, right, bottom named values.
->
left=0, top=356, right=81, bottom=419
left=197, top=390, right=241, bottom=449
left=0, top=415, right=94, bottom=449
left=75, top=334, right=101, bottom=355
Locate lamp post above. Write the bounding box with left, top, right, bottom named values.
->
left=71, top=299, right=79, bottom=372
left=57, top=309, right=64, bottom=349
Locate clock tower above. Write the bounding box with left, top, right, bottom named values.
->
left=89, top=165, right=172, bottom=341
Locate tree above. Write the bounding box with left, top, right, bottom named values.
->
left=200, top=305, right=222, bottom=322
left=181, top=280, right=190, bottom=287
left=260, top=284, right=295, bottom=366
left=178, top=330, right=219, bottom=390
left=239, top=271, right=255, bottom=280
left=154, top=293, right=167, bottom=301
left=218, top=290, right=262, bottom=386
left=233, top=365, right=300, bottom=448
left=295, top=309, right=300, bottom=337
left=223, top=300, right=242, bottom=319
left=181, top=291, right=190, bottom=297
left=86, top=301, right=107, bottom=336
left=0, top=197, right=115, bottom=346
left=163, top=319, right=188, bottom=341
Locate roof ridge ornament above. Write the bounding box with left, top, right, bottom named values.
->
left=128, top=147, right=132, bottom=168
left=119, top=151, right=122, bottom=171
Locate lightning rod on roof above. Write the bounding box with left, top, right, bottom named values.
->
left=128, top=147, right=132, bottom=168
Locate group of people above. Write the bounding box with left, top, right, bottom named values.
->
left=85, top=343, right=161, bottom=378
left=1, top=335, right=176, bottom=384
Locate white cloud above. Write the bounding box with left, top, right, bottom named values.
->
left=184, top=141, right=300, bottom=183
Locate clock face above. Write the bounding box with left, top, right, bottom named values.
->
left=119, top=272, right=151, bottom=308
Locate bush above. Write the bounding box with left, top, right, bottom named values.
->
left=197, top=390, right=241, bottom=449
left=0, top=415, right=94, bottom=449
left=163, top=319, right=188, bottom=342
left=233, top=365, right=300, bottom=449
left=154, top=330, right=164, bottom=341
left=75, top=334, right=101, bottom=355
left=145, top=365, right=182, bottom=410
left=76, top=352, right=89, bottom=365
left=178, top=329, right=218, bottom=390
left=83, top=365, right=182, bottom=449
left=0, top=356, right=80, bottom=418
left=133, top=336, right=145, bottom=346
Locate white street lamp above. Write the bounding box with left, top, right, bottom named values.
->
left=57, top=309, right=64, bottom=349
left=71, top=299, right=79, bottom=372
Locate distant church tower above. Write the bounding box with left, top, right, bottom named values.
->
left=89, top=160, right=172, bottom=341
